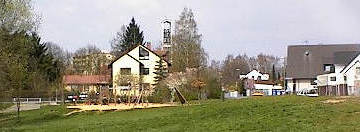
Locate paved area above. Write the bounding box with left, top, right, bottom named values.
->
left=0, top=103, right=40, bottom=113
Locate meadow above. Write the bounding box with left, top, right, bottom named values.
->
left=1, top=96, right=360, bottom=132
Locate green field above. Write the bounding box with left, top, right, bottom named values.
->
left=1, top=96, right=360, bottom=132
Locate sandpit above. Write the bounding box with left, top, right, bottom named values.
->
left=322, top=99, right=346, bottom=104
left=66, top=103, right=177, bottom=113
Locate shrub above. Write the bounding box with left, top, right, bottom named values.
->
left=147, top=81, right=171, bottom=103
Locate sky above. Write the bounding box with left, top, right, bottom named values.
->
left=33, top=0, right=360, bottom=61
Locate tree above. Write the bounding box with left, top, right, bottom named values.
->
left=256, top=53, right=279, bottom=74
left=115, top=18, right=144, bottom=53
left=221, top=54, right=250, bottom=85
left=73, top=45, right=109, bottom=75
left=153, top=58, right=168, bottom=85
left=171, top=8, right=207, bottom=72
left=110, top=25, right=126, bottom=57
left=0, top=0, right=40, bottom=32
left=271, top=64, right=276, bottom=81
left=0, top=31, right=31, bottom=120
left=45, top=42, right=73, bottom=104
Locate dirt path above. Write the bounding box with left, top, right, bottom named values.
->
left=0, top=103, right=40, bottom=113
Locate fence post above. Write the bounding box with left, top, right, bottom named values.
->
left=27, top=98, right=29, bottom=103
left=39, top=98, right=42, bottom=103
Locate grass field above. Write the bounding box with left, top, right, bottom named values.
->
left=1, top=96, right=360, bottom=132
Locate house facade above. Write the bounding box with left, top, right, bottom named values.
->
left=109, top=44, right=169, bottom=96
left=317, top=54, right=360, bottom=96
left=239, top=70, right=269, bottom=81
left=286, top=44, right=360, bottom=93
left=63, top=75, right=111, bottom=93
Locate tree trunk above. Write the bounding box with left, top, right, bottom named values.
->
left=16, top=97, right=20, bottom=122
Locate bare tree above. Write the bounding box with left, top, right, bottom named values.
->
left=110, top=25, right=126, bottom=57
left=0, top=0, right=40, bottom=32
left=171, top=7, right=207, bottom=72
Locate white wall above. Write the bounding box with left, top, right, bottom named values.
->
left=254, top=84, right=282, bottom=96
left=240, top=70, right=269, bottom=80
left=287, top=79, right=316, bottom=92
left=343, top=62, right=360, bottom=87
left=111, top=45, right=168, bottom=96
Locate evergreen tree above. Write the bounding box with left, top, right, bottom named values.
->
left=271, top=64, right=276, bottom=81
left=153, top=58, right=168, bottom=85
left=120, top=17, right=144, bottom=52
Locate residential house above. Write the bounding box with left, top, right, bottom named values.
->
left=317, top=53, right=360, bottom=96
left=63, top=75, right=111, bottom=93
left=243, top=79, right=283, bottom=96
left=239, top=70, right=269, bottom=81
left=109, top=44, right=170, bottom=96
left=286, top=44, right=360, bottom=93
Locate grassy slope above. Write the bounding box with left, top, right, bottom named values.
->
left=1, top=96, right=360, bottom=132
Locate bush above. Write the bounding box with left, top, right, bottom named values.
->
left=147, top=82, right=171, bottom=103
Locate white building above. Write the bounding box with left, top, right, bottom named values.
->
left=109, top=44, right=170, bottom=96
left=316, top=54, right=360, bottom=96
left=286, top=44, right=360, bottom=94
left=239, top=70, right=269, bottom=81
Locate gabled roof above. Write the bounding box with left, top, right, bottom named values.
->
left=63, top=75, right=111, bottom=85
left=108, top=44, right=170, bottom=67
left=340, top=53, right=360, bottom=74
left=286, top=44, right=360, bottom=79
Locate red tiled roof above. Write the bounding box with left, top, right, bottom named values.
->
left=255, top=80, right=276, bottom=85
left=63, top=75, right=111, bottom=85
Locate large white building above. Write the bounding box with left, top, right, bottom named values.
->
left=109, top=44, right=170, bottom=96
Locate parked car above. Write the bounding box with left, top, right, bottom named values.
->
left=297, top=88, right=319, bottom=97
left=252, top=92, right=264, bottom=96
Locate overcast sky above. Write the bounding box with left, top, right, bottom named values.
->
left=34, top=0, right=360, bottom=61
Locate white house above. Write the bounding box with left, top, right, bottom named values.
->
left=316, top=54, right=360, bottom=96
left=109, top=44, right=169, bottom=96
left=285, top=44, right=360, bottom=94
left=239, top=70, right=269, bottom=81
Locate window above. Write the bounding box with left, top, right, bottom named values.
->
left=139, top=47, right=149, bottom=60
left=257, top=76, right=262, bottom=81
left=330, top=77, right=336, bottom=81
left=324, top=64, right=335, bottom=73
left=311, top=79, right=317, bottom=85
left=356, top=67, right=360, bottom=75
left=120, top=68, right=131, bottom=75
left=140, top=66, right=149, bottom=75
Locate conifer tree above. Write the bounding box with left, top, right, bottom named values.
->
left=153, top=58, right=168, bottom=85
left=122, top=18, right=144, bottom=51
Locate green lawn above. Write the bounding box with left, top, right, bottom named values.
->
left=1, top=96, right=360, bottom=132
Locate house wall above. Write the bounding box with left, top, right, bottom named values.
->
left=286, top=79, right=316, bottom=93
left=343, top=61, right=360, bottom=95
left=240, top=70, right=269, bottom=81
left=127, top=46, right=165, bottom=86
left=111, top=45, right=168, bottom=96
left=254, top=84, right=282, bottom=96
left=64, top=84, right=100, bottom=93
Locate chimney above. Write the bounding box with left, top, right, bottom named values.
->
left=146, top=42, right=152, bottom=50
